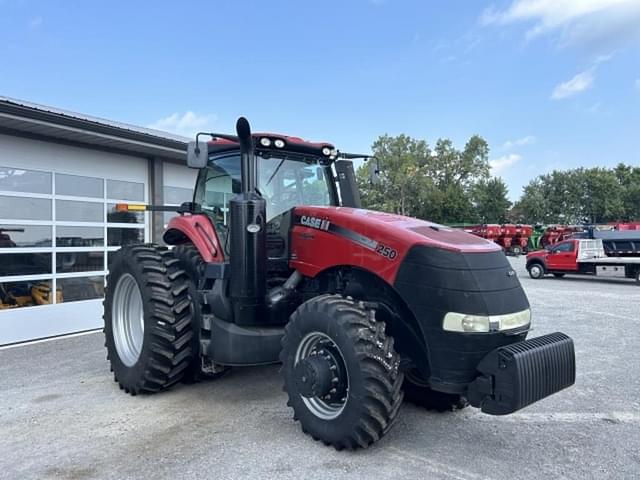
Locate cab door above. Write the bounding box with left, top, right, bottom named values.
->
left=546, top=241, right=578, bottom=271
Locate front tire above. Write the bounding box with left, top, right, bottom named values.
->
left=528, top=263, right=545, bottom=279
left=281, top=295, right=404, bottom=450
left=104, top=244, right=194, bottom=395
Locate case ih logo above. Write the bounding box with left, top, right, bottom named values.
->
left=300, top=215, right=330, bottom=231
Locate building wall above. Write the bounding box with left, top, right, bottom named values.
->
left=162, top=161, right=197, bottom=226
left=0, top=133, right=150, bottom=344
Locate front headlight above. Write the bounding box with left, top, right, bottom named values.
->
left=443, top=309, right=531, bottom=333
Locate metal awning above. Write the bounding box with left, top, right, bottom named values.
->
left=0, top=96, right=189, bottom=162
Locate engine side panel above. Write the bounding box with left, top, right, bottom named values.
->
left=289, top=206, right=499, bottom=284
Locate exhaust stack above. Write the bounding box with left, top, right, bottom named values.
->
left=229, top=117, right=267, bottom=325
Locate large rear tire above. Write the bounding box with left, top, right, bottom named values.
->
left=172, top=243, right=228, bottom=381
left=104, top=244, right=194, bottom=395
left=402, top=368, right=468, bottom=412
left=280, top=294, right=404, bottom=450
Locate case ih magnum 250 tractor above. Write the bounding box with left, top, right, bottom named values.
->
left=104, top=118, right=575, bottom=450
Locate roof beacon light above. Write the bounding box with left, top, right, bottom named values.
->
left=274, top=139, right=285, bottom=148
left=260, top=137, right=272, bottom=147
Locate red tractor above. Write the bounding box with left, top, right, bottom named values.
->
left=104, top=118, right=575, bottom=450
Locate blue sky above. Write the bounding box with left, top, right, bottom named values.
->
left=1, top=0, right=639, bottom=200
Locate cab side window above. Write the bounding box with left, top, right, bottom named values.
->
left=194, top=155, right=241, bottom=248
left=553, top=242, right=574, bottom=253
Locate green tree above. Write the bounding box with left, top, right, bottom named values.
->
left=356, top=133, right=490, bottom=224
left=615, top=163, right=640, bottom=221
left=472, top=177, right=512, bottom=223
left=515, top=166, right=629, bottom=224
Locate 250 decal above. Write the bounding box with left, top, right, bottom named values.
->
left=375, top=243, right=397, bottom=260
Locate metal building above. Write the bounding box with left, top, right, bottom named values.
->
left=0, top=96, right=194, bottom=344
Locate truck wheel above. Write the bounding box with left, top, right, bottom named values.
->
left=104, top=244, right=194, bottom=395
left=553, top=273, right=565, bottom=278
left=510, top=245, right=522, bottom=256
left=281, top=294, right=404, bottom=450
left=528, top=263, right=544, bottom=279
left=402, top=369, right=468, bottom=412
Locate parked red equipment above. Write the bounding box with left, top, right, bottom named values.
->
left=512, top=225, right=533, bottom=255
left=539, top=226, right=583, bottom=248
left=612, top=223, right=640, bottom=231
left=465, top=224, right=532, bottom=255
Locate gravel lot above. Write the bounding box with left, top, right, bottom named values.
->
left=1, top=257, right=639, bottom=480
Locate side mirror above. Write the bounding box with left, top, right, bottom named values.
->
left=368, top=157, right=381, bottom=185
left=187, top=141, right=208, bottom=169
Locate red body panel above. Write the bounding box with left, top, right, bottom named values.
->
left=526, top=240, right=579, bottom=272
left=290, top=206, right=499, bottom=284
left=163, top=214, right=224, bottom=263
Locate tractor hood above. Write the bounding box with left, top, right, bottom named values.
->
left=289, top=206, right=500, bottom=284
left=289, top=206, right=530, bottom=391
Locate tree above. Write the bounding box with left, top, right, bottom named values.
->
left=472, top=177, right=512, bottom=223
left=356, top=134, right=433, bottom=217
left=356, top=132, right=490, bottom=224
left=615, top=163, right=640, bottom=221
left=515, top=165, right=631, bottom=224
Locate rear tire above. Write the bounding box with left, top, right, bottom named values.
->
left=402, top=369, right=468, bottom=412
left=510, top=245, right=523, bottom=256
left=528, top=263, right=545, bottom=279
left=281, top=294, right=404, bottom=450
left=104, top=244, right=194, bottom=395
left=172, top=243, right=228, bottom=381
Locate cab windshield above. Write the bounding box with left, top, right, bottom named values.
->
left=194, top=153, right=333, bottom=236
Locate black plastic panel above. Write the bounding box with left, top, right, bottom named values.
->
left=394, top=245, right=530, bottom=388
left=468, top=332, right=576, bottom=415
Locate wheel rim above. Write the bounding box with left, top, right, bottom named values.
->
left=112, top=273, right=145, bottom=367
left=294, top=332, right=349, bottom=420
left=531, top=265, right=542, bottom=278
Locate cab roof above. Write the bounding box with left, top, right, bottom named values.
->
left=208, top=132, right=337, bottom=164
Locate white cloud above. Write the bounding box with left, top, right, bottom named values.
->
left=147, top=111, right=217, bottom=138
left=480, top=0, right=640, bottom=47
left=28, top=16, right=42, bottom=30
left=490, top=153, right=522, bottom=174
left=502, top=135, right=536, bottom=150
left=551, top=69, right=594, bottom=99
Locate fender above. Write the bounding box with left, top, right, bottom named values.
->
left=163, top=214, right=224, bottom=263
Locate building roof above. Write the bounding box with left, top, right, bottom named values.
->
left=0, top=96, right=190, bottom=162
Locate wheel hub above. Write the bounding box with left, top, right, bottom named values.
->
left=294, top=355, right=333, bottom=398
left=294, top=332, right=349, bottom=420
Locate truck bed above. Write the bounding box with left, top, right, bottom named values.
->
left=578, top=257, right=640, bottom=264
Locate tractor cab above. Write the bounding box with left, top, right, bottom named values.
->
left=193, top=136, right=340, bottom=258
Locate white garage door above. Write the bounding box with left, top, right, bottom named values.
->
left=0, top=135, right=149, bottom=345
